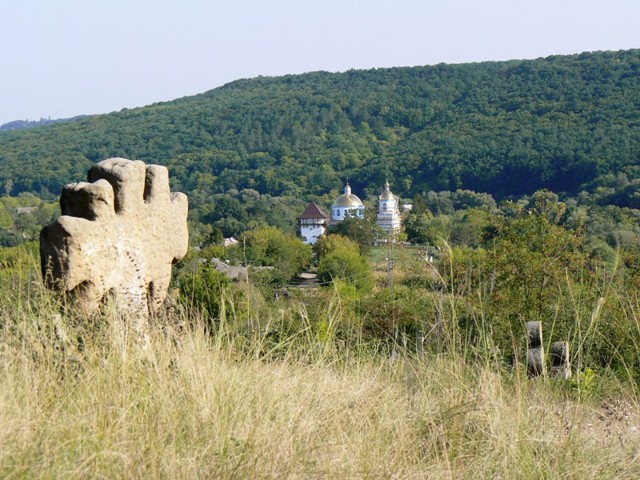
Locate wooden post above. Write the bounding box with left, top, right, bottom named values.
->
left=526, top=321, right=545, bottom=377
left=386, top=257, right=394, bottom=288
left=550, top=341, right=571, bottom=379
left=417, top=330, right=424, bottom=358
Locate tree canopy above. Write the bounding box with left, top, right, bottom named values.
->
left=0, top=49, right=638, bottom=210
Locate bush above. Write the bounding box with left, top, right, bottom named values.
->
left=242, top=226, right=313, bottom=279
left=177, top=262, right=244, bottom=327
left=359, top=286, right=435, bottom=339
left=316, top=243, right=374, bottom=294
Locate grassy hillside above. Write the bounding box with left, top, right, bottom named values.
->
left=3, top=311, right=639, bottom=478
left=0, top=49, right=639, bottom=204
left=1, top=247, right=640, bottom=478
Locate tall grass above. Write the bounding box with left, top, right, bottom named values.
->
left=2, top=242, right=640, bottom=478
left=1, top=286, right=640, bottom=478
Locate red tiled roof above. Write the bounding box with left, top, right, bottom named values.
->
left=297, top=202, right=329, bottom=220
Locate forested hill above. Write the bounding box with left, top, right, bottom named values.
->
left=0, top=116, right=85, bottom=132
left=0, top=49, right=639, bottom=202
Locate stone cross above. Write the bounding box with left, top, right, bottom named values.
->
left=40, top=158, right=188, bottom=316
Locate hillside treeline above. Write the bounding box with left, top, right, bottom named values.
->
left=0, top=49, right=638, bottom=207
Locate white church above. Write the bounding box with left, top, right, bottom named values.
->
left=375, top=180, right=402, bottom=234
left=297, top=180, right=402, bottom=244
left=331, top=182, right=365, bottom=222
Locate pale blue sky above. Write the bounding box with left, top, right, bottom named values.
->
left=1, top=0, right=638, bottom=125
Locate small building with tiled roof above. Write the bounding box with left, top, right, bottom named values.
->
left=297, top=202, right=330, bottom=245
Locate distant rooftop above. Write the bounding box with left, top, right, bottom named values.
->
left=297, top=202, right=329, bottom=220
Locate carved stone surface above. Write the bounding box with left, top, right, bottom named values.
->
left=40, top=158, right=188, bottom=316
left=526, top=321, right=545, bottom=377
left=551, top=341, right=572, bottom=379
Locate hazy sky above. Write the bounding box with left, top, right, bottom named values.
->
left=1, top=0, right=638, bottom=125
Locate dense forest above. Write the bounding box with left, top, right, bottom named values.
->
left=0, top=116, right=85, bottom=132
left=1, top=49, right=639, bottom=200
left=0, top=49, right=639, bottom=243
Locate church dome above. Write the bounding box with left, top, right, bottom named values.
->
left=379, top=180, right=396, bottom=200
left=332, top=183, right=364, bottom=208
left=379, top=190, right=395, bottom=200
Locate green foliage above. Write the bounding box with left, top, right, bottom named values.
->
left=2, top=49, right=640, bottom=217
left=484, top=213, right=586, bottom=345
left=313, top=233, right=359, bottom=259
left=0, top=228, right=23, bottom=247
left=195, top=189, right=307, bottom=238
left=316, top=234, right=373, bottom=293
left=317, top=249, right=373, bottom=293
left=327, top=215, right=379, bottom=254
left=0, top=202, right=12, bottom=228
left=240, top=226, right=312, bottom=280
left=582, top=205, right=640, bottom=251
left=404, top=212, right=449, bottom=246
left=404, top=211, right=433, bottom=244
left=416, top=190, right=497, bottom=216
left=450, top=208, right=492, bottom=247
left=177, top=261, right=239, bottom=323
left=359, top=286, right=434, bottom=338
left=406, top=192, right=496, bottom=246
left=248, top=267, right=290, bottom=300
left=0, top=241, right=40, bottom=303
left=571, top=367, right=599, bottom=397
left=440, top=245, right=490, bottom=296
left=0, top=195, right=59, bottom=247
left=200, top=244, right=226, bottom=261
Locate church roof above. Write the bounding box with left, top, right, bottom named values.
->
left=332, top=182, right=364, bottom=208
left=333, top=193, right=364, bottom=208
left=297, top=202, right=329, bottom=220
left=379, top=180, right=396, bottom=200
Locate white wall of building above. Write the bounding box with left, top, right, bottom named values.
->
left=301, top=224, right=325, bottom=244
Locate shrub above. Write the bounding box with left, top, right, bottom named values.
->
left=316, top=235, right=373, bottom=294
left=177, top=262, right=244, bottom=327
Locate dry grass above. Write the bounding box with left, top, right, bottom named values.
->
left=1, top=304, right=640, bottom=479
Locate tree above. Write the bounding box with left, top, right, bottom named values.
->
left=327, top=215, right=379, bottom=254
left=451, top=189, right=497, bottom=211
left=316, top=234, right=373, bottom=293
left=241, top=226, right=312, bottom=280
left=404, top=212, right=450, bottom=246
left=481, top=213, right=587, bottom=355
left=0, top=202, right=12, bottom=228
left=313, top=233, right=359, bottom=259
left=450, top=208, right=492, bottom=247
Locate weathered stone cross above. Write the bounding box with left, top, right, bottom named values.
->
left=40, top=158, right=188, bottom=316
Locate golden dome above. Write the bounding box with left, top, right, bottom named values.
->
left=332, top=183, right=364, bottom=208
left=379, top=180, right=395, bottom=200
left=379, top=190, right=395, bottom=200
